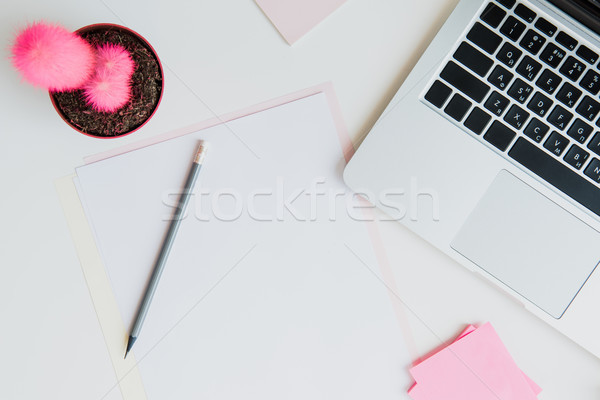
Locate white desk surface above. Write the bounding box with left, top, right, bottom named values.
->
left=0, top=0, right=598, bottom=399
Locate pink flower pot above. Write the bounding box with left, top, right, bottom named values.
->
left=49, top=23, right=164, bottom=139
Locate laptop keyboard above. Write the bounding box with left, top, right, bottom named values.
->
left=422, top=0, right=600, bottom=217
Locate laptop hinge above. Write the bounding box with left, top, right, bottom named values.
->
left=546, top=0, right=600, bottom=34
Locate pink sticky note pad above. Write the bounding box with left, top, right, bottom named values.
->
left=408, top=323, right=541, bottom=400
left=256, top=0, right=347, bottom=44
left=453, top=325, right=542, bottom=395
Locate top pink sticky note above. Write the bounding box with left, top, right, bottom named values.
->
left=408, top=323, right=541, bottom=400
left=452, top=325, right=542, bottom=396
left=255, top=0, right=347, bottom=44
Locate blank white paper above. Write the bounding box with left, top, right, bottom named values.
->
left=76, top=93, right=410, bottom=399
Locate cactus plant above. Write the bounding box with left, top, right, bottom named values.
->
left=9, top=21, right=163, bottom=137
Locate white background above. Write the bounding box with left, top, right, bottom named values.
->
left=0, top=0, right=599, bottom=399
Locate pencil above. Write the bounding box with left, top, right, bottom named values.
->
left=125, top=141, right=208, bottom=359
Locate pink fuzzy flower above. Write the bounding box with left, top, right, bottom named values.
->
left=83, top=44, right=135, bottom=112
left=11, top=22, right=95, bottom=92
left=94, top=43, right=135, bottom=79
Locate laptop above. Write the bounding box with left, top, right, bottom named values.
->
left=344, top=0, right=600, bottom=357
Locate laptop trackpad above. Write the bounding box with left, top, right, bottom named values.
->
left=451, top=170, right=600, bottom=319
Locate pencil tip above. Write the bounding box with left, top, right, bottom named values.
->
left=124, top=335, right=136, bottom=359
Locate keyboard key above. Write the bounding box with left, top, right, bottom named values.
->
left=524, top=118, right=549, bottom=142
left=559, top=56, right=586, bottom=81
left=496, top=0, right=516, bottom=9
left=440, top=61, right=490, bottom=102
left=487, top=65, right=513, bottom=90
left=496, top=42, right=522, bottom=68
left=527, top=91, right=552, bottom=117
left=556, top=31, right=578, bottom=51
left=555, top=82, right=582, bottom=108
left=467, top=22, right=502, bottom=54
left=535, top=69, right=562, bottom=94
left=516, top=56, right=542, bottom=80
left=567, top=119, right=593, bottom=143
left=444, top=93, right=471, bottom=121
left=534, top=18, right=557, bottom=37
left=508, top=78, right=533, bottom=103
left=579, top=69, right=600, bottom=95
left=576, top=45, right=598, bottom=64
left=508, top=137, right=600, bottom=217
left=584, top=158, right=600, bottom=183
left=453, top=42, right=494, bottom=77
left=544, top=131, right=570, bottom=156
left=500, top=16, right=527, bottom=41
left=504, top=104, right=529, bottom=129
left=480, top=3, right=506, bottom=28
left=424, top=80, right=452, bottom=108
left=520, top=29, right=546, bottom=55
left=484, top=120, right=516, bottom=151
left=484, top=91, right=510, bottom=116
left=464, top=107, right=491, bottom=134
left=575, top=95, right=600, bottom=121
left=514, top=4, right=536, bottom=23
left=539, top=43, right=566, bottom=68
left=547, top=105, right=573, bottom=130
left=564, top=144, right=590, bottom=170
left=588, top=132, right=600, bottom=156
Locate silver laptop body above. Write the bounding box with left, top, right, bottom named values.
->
left=344, top=0, right=600, bottom=357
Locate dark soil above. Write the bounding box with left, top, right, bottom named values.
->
left=51, top=26, right=163, bottom=137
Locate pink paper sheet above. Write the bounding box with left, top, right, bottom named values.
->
left=408, top=323, right=541, bottom=400
left=255, top=0, right=347, bottom=44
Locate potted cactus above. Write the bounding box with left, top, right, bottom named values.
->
left=11, top=22, right=163, bottom=138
